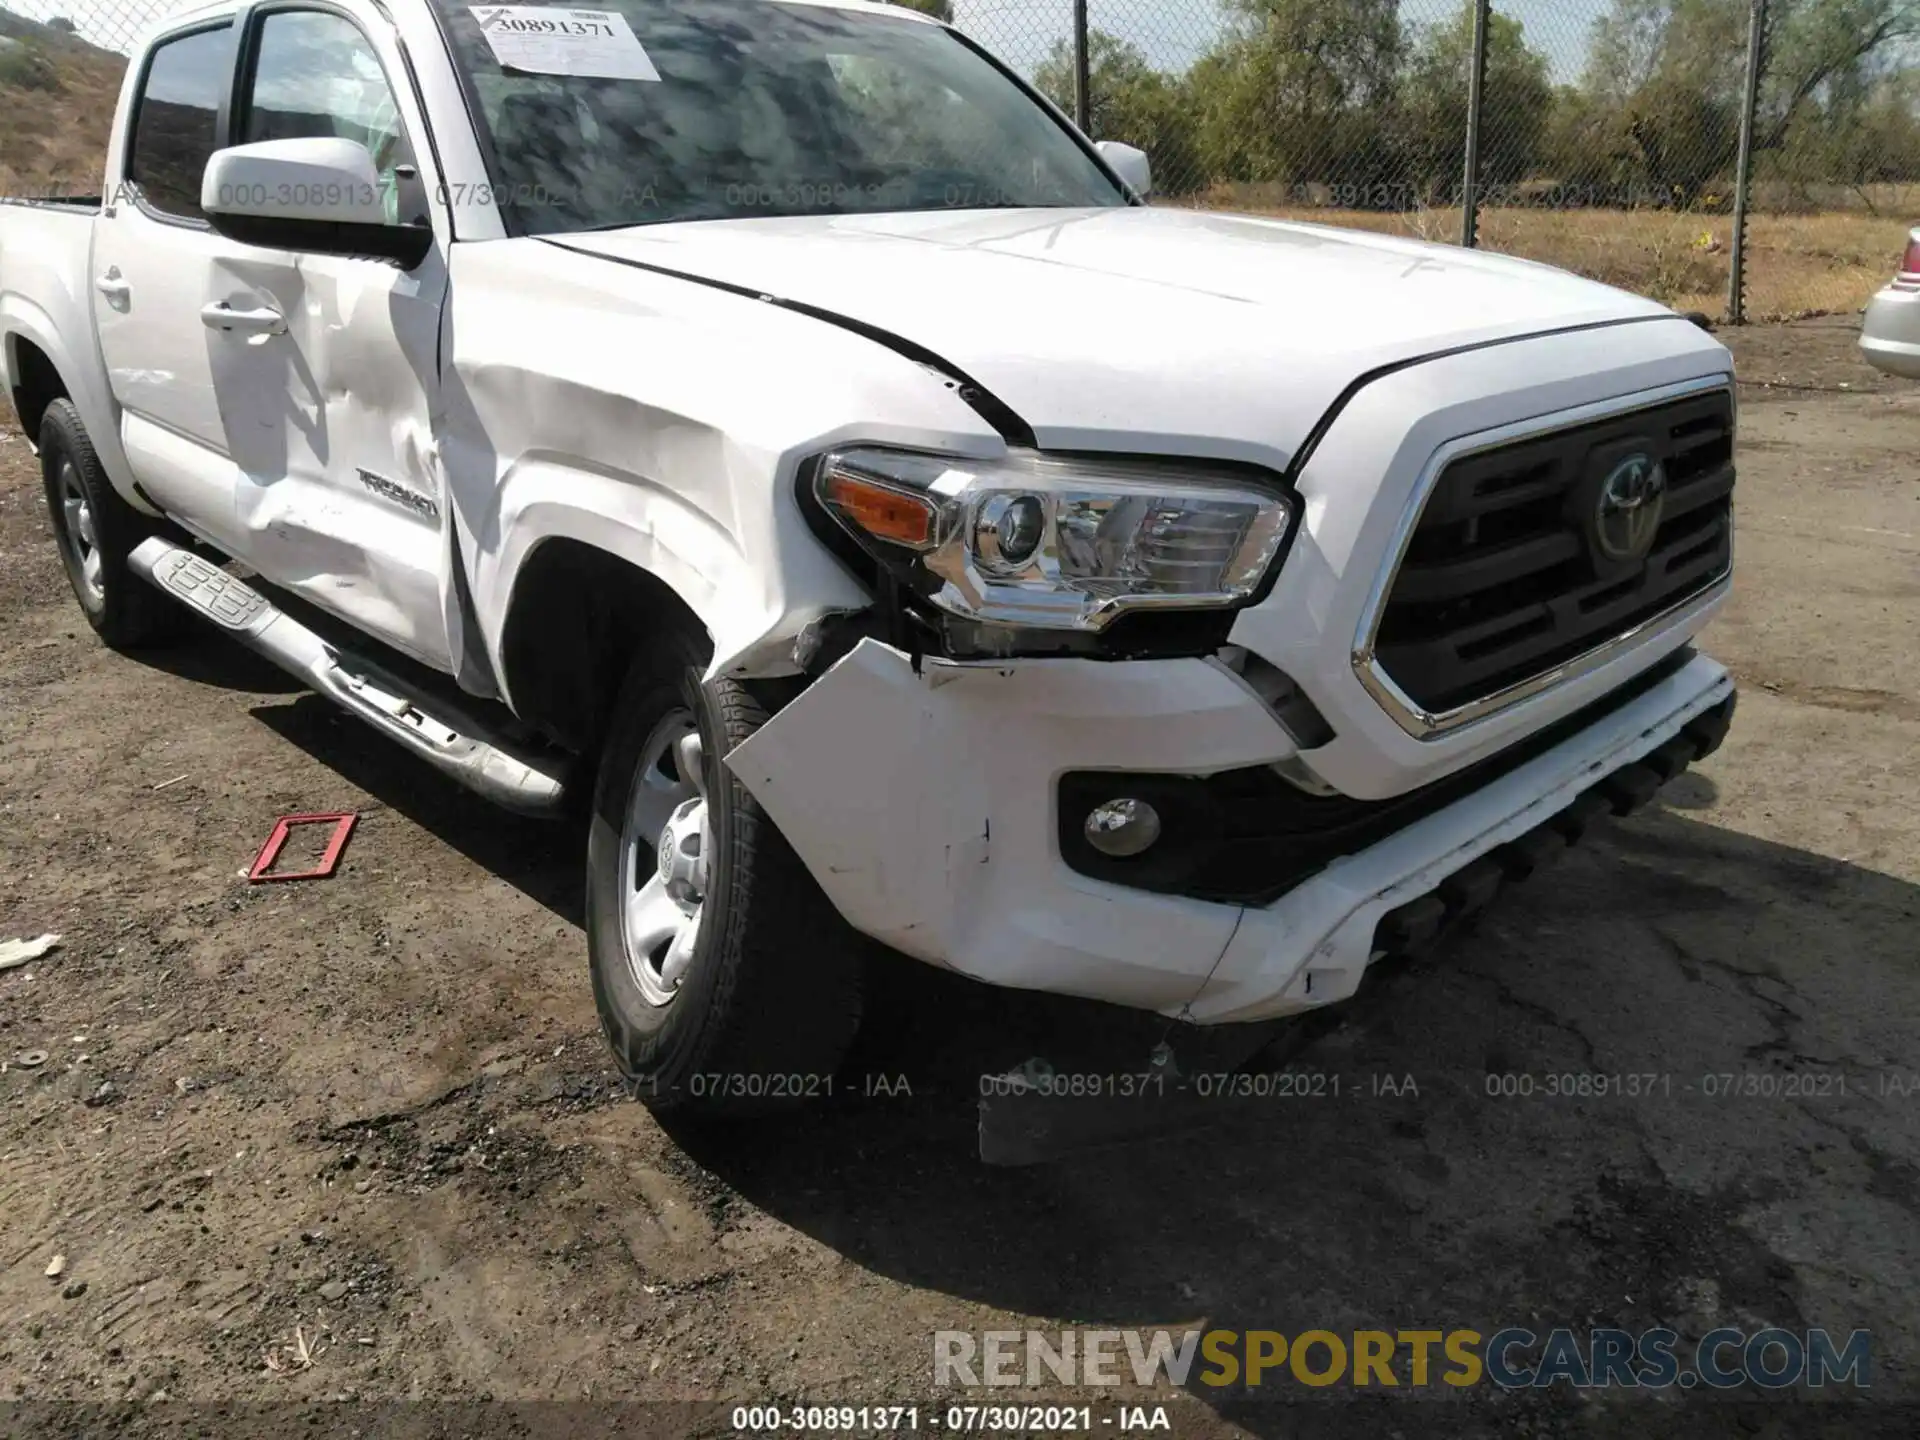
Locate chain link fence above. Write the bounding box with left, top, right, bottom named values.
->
left=960, top=0, right=1920, bottom=322
left=2, top=0, right=1916, bottom=321
left=0, top=1, right=170, bottom=198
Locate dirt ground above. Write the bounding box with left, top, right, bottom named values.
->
left=2, top=314, right=1918, bottom=1439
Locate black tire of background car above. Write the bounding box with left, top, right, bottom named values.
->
left=585, top=633, right=866, bottom=1116
left=39, top=398, right=176, bottom=649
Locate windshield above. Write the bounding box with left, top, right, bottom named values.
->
left=431, top=0, right=1128, bottom=234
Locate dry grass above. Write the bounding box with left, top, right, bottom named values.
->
left=1190, top=196, right=1911, bottom=321
left=0, top=30, right=125, bottom=201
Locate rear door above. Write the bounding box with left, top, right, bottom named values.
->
left=91, top=16, right=258, bottom=549
left=210, top=0, right=454, bottom=668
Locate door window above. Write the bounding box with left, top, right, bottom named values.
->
left=242, top=10, right=420, bottom=224
left=125, top=23, right=234, bottom=221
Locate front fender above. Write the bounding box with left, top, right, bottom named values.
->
left=442, top=236, right=1006, bottom=695
left=475, top=450, right=875, bottom=706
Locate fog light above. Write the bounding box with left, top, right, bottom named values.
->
left=1084, top=798, right=1161, bottom=857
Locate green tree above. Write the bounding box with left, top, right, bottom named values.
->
left=1827, top=73, right=1920, bottom=188
left=1568, top=0, right=1746, bottom=204
left=1034, top=31, right=1203, bottom=195
left=1399, top=5, right=1554, bottom=201
left=1566, top=0, right=1920, bottom=206
left=1585, top=0, right=1747, bottom=103
left=1754, top=0, right=1920, bottom=202
left=885, top=0, right=953, bottom=19
left=1187, top=0, right=1405, bottom=198
left=1758, top=0, right=1920, bottom=153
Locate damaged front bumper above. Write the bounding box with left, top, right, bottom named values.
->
left=726, top=639, right=1736, bottom=1026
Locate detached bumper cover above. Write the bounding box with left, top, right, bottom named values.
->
left=1201, top=675, right=1733, bottom=1023
left=727, top=640, right=1735, bottom=1025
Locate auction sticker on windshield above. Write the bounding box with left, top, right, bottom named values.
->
left=470, top=7, right=661, bottom=79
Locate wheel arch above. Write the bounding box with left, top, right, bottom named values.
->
left=496, top=536, right=714, bottom=756
left=5, top=331, right=70, bottom=446
left=1, top=303, right=148, bottom=514
left=479, top=449, right=860, bottom=748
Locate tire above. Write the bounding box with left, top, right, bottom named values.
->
left=39, top=398, right=174, bottom=648
left=585, top=628, right=864, bottom=1116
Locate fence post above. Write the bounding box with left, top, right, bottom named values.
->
left=1727, top=0, right=1766, bottom=324
left=1460, top=0, right=1490, bottom=248
left=1073, top=0, right=1091, bottom=132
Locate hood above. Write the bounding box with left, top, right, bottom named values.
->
left=550, top=206, right=1673, bottom=463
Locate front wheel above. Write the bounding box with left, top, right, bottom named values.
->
left=585, top=634, right=864, bottom=1116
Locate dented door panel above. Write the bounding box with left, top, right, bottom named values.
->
left=214, top=248, right=454, bottom=668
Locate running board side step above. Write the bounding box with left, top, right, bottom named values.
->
left=128, top=539, right=569, bottom=817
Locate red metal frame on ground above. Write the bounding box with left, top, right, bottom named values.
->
left=247, top=812, right=358, bottom=883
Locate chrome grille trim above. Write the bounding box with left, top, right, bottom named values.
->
left=1352, top=373, right=1734, bottom=741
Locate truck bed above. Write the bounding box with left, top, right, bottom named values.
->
left=0, top=195, right=113, bottom=455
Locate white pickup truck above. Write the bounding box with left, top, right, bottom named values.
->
left=2, top=0, right=1737, bottom=1116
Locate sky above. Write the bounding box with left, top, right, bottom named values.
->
left=24, top=0, right=1617, bottom=80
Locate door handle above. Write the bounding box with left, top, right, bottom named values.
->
left=95, top=270, right=130, bottom=302
left=200, top=302, right=287, bottom=337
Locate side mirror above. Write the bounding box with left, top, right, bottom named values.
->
left=1096, top=140, right=1153, bottom=199
left=202, top=138, right=431, bottom=268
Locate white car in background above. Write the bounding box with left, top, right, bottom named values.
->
left=1860, top=227, right=1920, bottom=378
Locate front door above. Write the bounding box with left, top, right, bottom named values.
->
left=208, top=2, right=454, bottom=669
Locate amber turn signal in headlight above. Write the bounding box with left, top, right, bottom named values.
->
left=820, top=469, right=940, bottom=551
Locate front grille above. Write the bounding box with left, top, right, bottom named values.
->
left=1370, top=389, right=1734, bottom=717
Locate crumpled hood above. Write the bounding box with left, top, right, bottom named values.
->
left=551, top=206, right=1673, bottom=462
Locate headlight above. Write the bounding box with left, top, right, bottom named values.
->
left=815, top=447, right=1295, bottom=632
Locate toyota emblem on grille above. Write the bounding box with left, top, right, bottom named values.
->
left=1593, top=453, right=1667, bottom=564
